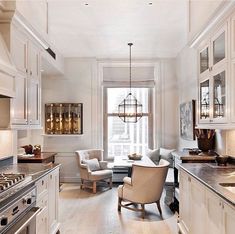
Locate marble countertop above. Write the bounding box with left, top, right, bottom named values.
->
left=179, top=163, right=235, bottom=206
left=0, top=163, right=60, bottom=181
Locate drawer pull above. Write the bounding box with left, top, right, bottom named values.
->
left=42, top=180, right=44, bottom=186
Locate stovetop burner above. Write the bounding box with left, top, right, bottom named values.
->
left=0, top=174, right=25, bottom=192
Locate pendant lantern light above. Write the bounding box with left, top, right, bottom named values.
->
left=118, top=43, right=143, bottom=123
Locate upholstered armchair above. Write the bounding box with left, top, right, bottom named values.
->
left=75, top=149, right=113, bottom=193
left=118, top=159, right=169, bottom=218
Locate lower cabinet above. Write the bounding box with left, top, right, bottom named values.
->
left=179, top=169, right=235, bottom=234
left=36, top=168, right=60, bottom=234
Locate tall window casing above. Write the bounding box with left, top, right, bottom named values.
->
left=104, top=87, right=153, bottom=159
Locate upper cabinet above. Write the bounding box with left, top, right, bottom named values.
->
left=10, top=24, right=41, bottom=128
left=198, top=22, right=228, bottom=126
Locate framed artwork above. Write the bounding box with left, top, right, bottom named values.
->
left=180, top=100, right=196, bottom=140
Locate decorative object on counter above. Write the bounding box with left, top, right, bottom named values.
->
left=128, top=153, right=142, bottom=160
left=195, top=129, right=215, bottom=154
left=180, top=100, right=196, bottom=140
left=215, top=155, right=229, bottom=166
left=21, top=145, right=33, bottom=154
left=118, top=43, right=143, bottom=123
left=33, top=145, right=41, bottom=155
left=45, top=103, right=83, bottom=135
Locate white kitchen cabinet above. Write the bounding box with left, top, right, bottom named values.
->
left=179, top=168, right=235, bottom=234
left=198, top=22, right=228, bottom=125
left=206, top=189, right=223, bottom=234
left=179, top=170, right=190, bottom=233
left=48, top=168, right=60, bottom=234
left=190, top=178, right=207, bottom=234
left=36, top=168, right=60, bottom=234
left=10, top=24, right=41, bottom=128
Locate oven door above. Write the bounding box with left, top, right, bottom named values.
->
left=5, top=207, right=40, bottom=234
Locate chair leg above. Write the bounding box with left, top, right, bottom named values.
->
left=156, top=200, right=162, bottom=216
left=93, top=181, right=97, bottom=194
left=141, top=204, right=145, bottom=219
left=118, top=197, right=122, bottom=212
left=109, top=178, right=112, bottom=189
left=80, top=179, right=84, bottom=189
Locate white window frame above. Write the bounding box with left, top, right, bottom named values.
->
left=103, top=86, right=153, bottom=160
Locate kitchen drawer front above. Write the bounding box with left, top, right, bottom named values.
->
left=36, top=175, right=48, bottom=197
left=37, top=191, right=48, bottom=209
left=36, top=206, right=48, bottom=234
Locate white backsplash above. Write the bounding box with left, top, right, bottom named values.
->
left=225, top=130, right=235, bottom=157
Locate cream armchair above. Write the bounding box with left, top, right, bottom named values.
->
left=118, top=159, right=169, bottom=218
left=75, top=149, right=113, bottom=193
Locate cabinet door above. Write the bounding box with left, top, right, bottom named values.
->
left=28, top=42, right=40, bottom=80
left=211, top=24, right=227, bottom=70
left=199, top=44, right=210, bottom=77
left=179, top=170, right=191, bottom=233
left=28, top=78, right=40, bottom=125
left=190, top=178, right=206, bottom=234
left=212, top=66, right=227, bottom=123
left=48, top=169, right=59, bottom=233
left=206, top=189, right=223, bottom=234
left=11, top=27, right=28, bottom=75
left=199, top=78, right=210, bottom=123
left=223, top=202, right=235, bottom=234
left=11, top=74, right=28, bottom=125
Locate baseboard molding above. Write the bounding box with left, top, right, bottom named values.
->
left=60, top=176, right=81, bottom=183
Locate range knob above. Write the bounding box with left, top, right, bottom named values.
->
left=26, top=198, right=32, bottom=204
left=0, top=217, right=8, bottom=226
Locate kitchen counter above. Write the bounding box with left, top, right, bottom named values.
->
left=180, top=163, right=235, bottom=206
left=17, top=152, right=57, bottom=164
left=0, top=162, right=60, bottom=181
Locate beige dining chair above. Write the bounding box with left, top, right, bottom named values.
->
left=75, top=149, right=113, bottom=193
left=117, top=159, right=169, bottom=218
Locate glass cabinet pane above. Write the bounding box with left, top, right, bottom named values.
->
left=213, top=71, right=225, bottom=118
left=62, top=104, right=71, bottom=134
left=200, top=80, right=210, bottom=119
left=200, top=47, right=209, bottom=73
left=213, top=32, right=225, bottom=65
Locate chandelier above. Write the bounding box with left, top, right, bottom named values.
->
left=118, top=43, right=143, bottom=123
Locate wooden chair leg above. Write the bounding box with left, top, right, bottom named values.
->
left=118, top=197, right=122, bottom=212
left=93, top=181, right=97, bottom=194
left=80, top=179, right=84, bottom=189
left=141, top=204, right=145, bottom=219
left=156, top=200, right=162, bottom=216
left=109, top=178, right=112, bottom=189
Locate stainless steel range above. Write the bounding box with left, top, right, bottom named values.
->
left=0, top=159, right=40, bottom=234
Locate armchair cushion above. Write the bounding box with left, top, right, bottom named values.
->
left=99, top=161, right=108, bottom=169
left=83, top=158, right=101, bottom=171
left=159, top=148, right=175, bottom=167
left=123, top=177, right=132, bottom=185
left=146, top=148, right=160, bottom=163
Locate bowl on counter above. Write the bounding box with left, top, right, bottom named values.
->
left=216, top=155, right=229, bottom=166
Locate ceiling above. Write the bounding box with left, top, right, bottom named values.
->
left=48, top=0, right=188, bottom=59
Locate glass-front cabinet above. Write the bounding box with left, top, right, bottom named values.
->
left=198, top=23, right=228, bottom=124
left=198, top=67, right=227, bottom=124
left=45, top=103, right=83, bottom=135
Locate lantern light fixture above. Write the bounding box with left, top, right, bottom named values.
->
left=118, top=43, right=143, bottom=123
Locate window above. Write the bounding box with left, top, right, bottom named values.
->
left=104, top=87, right=153, bottom=159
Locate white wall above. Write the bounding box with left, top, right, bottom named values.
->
left=188, top=0, right=224, bottom=41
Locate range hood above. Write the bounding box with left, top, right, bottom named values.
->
left=0, top=32, right=16, bottom=98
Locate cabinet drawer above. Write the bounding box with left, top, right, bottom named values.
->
left=36, top=207, right=48, bottom=234
left=37, top=191, right=48, bottom=209
left=36, top=176, right=48, bottom=196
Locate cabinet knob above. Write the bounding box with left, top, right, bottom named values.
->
left=188, top=177, right=191, bottom=182
left=30, top=71, right=32, bottom=76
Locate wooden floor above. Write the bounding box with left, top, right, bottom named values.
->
left=59, top=183, right=178, bottom=234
